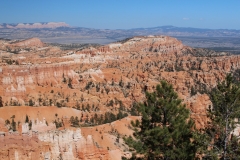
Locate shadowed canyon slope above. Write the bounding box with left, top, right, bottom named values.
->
left=0, top=36, right=240, bottom=159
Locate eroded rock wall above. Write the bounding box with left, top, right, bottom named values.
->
left=0, top=126, right=109, bottom=160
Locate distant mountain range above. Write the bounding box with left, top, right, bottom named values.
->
left=1, top=22, right=240, bottom=38
left=129, top=26, right=240, bottom=37
left=0, top=22, right=240, bottom=53
left=0, top=22, right=69, bottom=29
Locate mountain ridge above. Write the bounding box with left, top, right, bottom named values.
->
left=1, top=22, right=240, bottom=36
left=0, top=22, right=69, bottom=29
left=1, top=23, right=240, bottom=53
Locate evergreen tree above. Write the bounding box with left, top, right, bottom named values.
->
left=74, top=116, right=79, bottom=127
left=117, top=110, right=123, bottom=119
left=29, top=120, right=32, bottom=130
left=70, top=116, right=75, bottom=126
left=68, top=78, right=73, bottom=88
left=11, top=118, right=16, bottom=131
left=0, top=96, right=3, bottom=107
left=119, top=76, right=124, bottom=87
left=29, top=99, right=34, bottom=106
left=25, top=115, right=29, bottom=123
left=204, top=74, right=240, bottom=159
left=5, top=119, right=10, bottom=125
left=125, top=81, right=198, bottom=159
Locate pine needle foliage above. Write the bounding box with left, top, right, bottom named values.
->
left=125, top=81, right=198, bottom=160
left=204, top=74, right=240, bottom=159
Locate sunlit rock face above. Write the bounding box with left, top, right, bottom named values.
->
left=0, top=119, right=109, bottom=160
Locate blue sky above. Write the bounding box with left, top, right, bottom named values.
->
left=0, top=0, right=240, bottom=29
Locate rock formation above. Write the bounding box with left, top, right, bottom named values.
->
left=0, top=118, right=110, bottom=160
left=1, top=35, right=240, bottom=159
left=10, top=37, right=45, bottom=48
left=0, top=22, right=69, bottom=29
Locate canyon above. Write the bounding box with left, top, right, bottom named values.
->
left=0, top=35, right=240, bottom=159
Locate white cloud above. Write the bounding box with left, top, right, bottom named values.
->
left=183, top=18, right=190, bottom=20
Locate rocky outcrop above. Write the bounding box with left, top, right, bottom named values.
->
left=0, top=22, right=69, bottom=29
left=10, top=38, right=45, bottom=48
left=109, top=36, right=184, bottom=55
left=0, top=129, right=109, bottom=160
left=0, top=118, right=8, bottom=132
left=0, top=118, right=51, bottom=160
left=0, top=133, right=51, bottom=160
left=182, top=47, right=230, bottom=57
left=0, top=117, right=109, bottom=160
left=0, top=38, right=45, bottom=54
left=0, top=64, right=76, bottom=98
left=1, top=36, right=240, bottom=125
left=1, top=35, right=240, bottom=159
left=37, top=129, right=109, bottom=160
left=186, top=94, right=212, bottom=129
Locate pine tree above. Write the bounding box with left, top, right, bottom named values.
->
left=74, top=116, right=79, bottom=127
left=29, top=120, right=32, bottom=130
left=70, top=116, right=75, bottom=126
left=11, top=118, right=16, bottom=131
left=204, top=74, right=240, bottom=159
left=25, top=115, right=29, bottom=123
left=0, top=96, right=3, bottom=107
left=29, top=99, right=34, bottom=106
left=125, top=81, right=198, bottom=159
left=68, top=78, right=73, bottom=88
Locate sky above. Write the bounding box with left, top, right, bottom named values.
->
left=0, top=0, right=240, bottom=30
